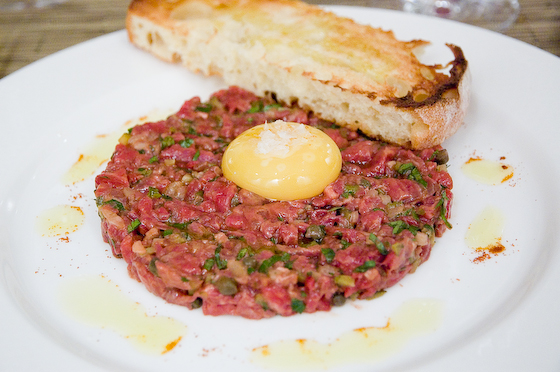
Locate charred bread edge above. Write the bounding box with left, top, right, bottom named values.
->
left=125, top=0, right=470, bottom=149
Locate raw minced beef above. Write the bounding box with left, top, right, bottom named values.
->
left=94, top=86, right=453, bottom=319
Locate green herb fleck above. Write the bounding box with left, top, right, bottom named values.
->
left=387, top=220, right=420, bottom=235
left=354, top=260, right=376, bottom=273
left=149, top=156, right=158, bottom=164
left=127, top=219, right=141, bottom=233
left=436, top=189, right=453, bottom=229
left=264, top=103, right=284, bottom=111
left=369, top=233, right=389, bottom=255
left=247, top=100, right=264, bottom=113
left=321, top=248, right=336, bottom=263
left=148, top=257, right=159, bottom=277
left=160, top=136, right=175, bottom=149
left=213, top=245, right=228, bottom=270
left=291, top=299, right=306, bottom=314
left=193, top=150, right=200, bottom=161
left=104, top=199, right=124, bottom=211
left=195, top=103, right=213, bottom=113
left=397, top=163, right=427, bottom=187
left=138, top=168, right=152, bottom=176
left=203, top=258, right=215, bottom=271
left=180, top=138, right=194, bottom=148
left=258, top=255, right=283, bottom=274
left=148, top=186, right=162, bottom=198
left=236, top=247, right=249, bottom=260
left=342, top=184, right=359, bottom=198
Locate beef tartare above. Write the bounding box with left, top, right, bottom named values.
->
left=94, top=86, right=453, bottom=319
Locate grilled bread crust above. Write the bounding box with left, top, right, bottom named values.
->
left=126, top=0, right=470, bottom=149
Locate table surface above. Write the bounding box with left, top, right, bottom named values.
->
left=0, top=0, right=559, bottom=79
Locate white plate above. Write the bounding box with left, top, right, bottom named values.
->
left=1, top=6, right=560, bottom=372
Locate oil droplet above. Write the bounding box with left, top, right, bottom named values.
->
left=465, top=206, right=505, bottom=252
left=61, top=109, right=172, bottom=185
left=250, top=299, right=443, bottom=370
left=58, top=275, right=186, bottom=355
left=461, top=157, right=514, bottom=185
left=36, top=204, right=85, bottom=237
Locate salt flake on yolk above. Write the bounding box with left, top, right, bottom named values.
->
left=221, top=120, right=342, bottom=200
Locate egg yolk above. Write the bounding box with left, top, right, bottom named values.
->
left=221, top=120, right=342, bottom=200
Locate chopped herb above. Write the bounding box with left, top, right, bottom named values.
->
left=162, top=229, right=173, bottom=237
left=193, top=150, right=200, bottom=161
left=236, top=247, right=249, bottom=260
left=436, top=189, right=453, bottom=229
left=195, top=103, right=213, bottom=113
left=168, top=222, right=190, bottom=230
left=160, top=136, right=175, bottom=149
left=203, top=258, right=215, bottom=271
left=180, top=138, right=194, bottom=148
left=187, top=126, right=197, bottom=135
left=388, top=220, right=420, bottom=235
left=397, top=162, right=428, bottom=187
left=148, top=186, right=162, bottom=198
left=280, top=252, right=292, bottom=264
left=369, top=233, right=388, bottom=255
left=103, top=199, right=124, bottom=211
left=181, top=276, right=189, bottom=282
left=321, top=248, right=336, bottom=263
left=138, top=168, right=152, bottom=176
left=148, top=257, right=159, bottom=277
left=291, top=299, right=306, bottom=314
left=340, top=239, right=351, bottom=249
left=149, top=155, right=158, bottom=164
left=214, top=245, right=228, bottom=270
left=247, top=100, right=264, bottom=113
left=258, top=255, right=283, bottom=274
left=127, top=219, right=141, bottom=233
left=354, top=260, right=376, bottom=273
left=342, top=184, right=359, bottom=198
left=264, top=103, right=284, bottom=111
left=397, top=208, right=420, bottom=221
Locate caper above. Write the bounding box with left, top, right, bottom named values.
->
left=191, top=297, right=203, bottom=309
left=332, top=293, right=346, bottom=307
left=305, top=224, right=326, bottom=243
left=242, top=255, right=258, bottom=270
left=215, top=276, right=238, bottom=296
left=432, top=149, right=449, bottom=165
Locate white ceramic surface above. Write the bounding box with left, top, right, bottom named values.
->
left=1, top=6, right=559, bottom=372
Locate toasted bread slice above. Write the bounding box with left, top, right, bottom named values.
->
left=126, top=0, right=469, bottom=149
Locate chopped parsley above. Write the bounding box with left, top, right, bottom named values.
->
left=291, top=299, right=306, bottom=314
left=354, top=260, right=376, bottom=273
left=321, top=248, right=336, bottom=263
left=369, top=233, right=388, bottom=255
left=180, top=138, right=194, bottom=148
left=397, top=162, right=427, bottom=187
left=127, top=218, right=141, bottom=233
left=193, top=150, right=200, bottom=161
